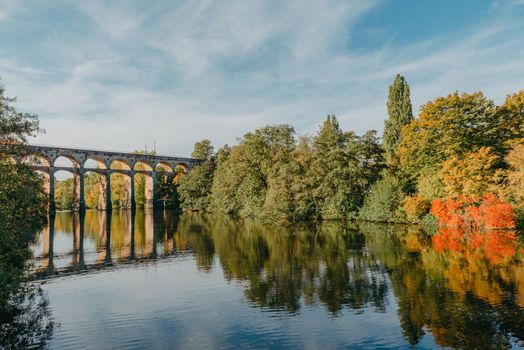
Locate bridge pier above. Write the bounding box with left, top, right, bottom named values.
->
left=130, top=171, right=136, bottom=211
left=79, top=169, right=85, bottom=212
left=49, top=167, right=55, bottom=213
left=106, top=171, right=112, bottom=212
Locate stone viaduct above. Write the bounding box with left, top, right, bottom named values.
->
left=6, top=144, right=203, bottom=212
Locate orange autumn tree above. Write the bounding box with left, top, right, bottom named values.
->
left=430, top=193, right=516, bottom=229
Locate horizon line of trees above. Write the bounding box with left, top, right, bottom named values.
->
left=178, top=75, right=524, bottom=228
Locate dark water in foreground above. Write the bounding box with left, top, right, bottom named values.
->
left=27, top=210, right=524, bottom=349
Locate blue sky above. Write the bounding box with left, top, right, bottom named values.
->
left=0, top=0, right=523, bottom=156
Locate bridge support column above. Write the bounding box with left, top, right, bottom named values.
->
left=79, top=169, right=85, bottom=212
left=49, top=167, right=55, bottom=213
left=152, top=171, right=156, bottom=209
left=106, top=171, right=112, bottom=211
left=130, top=171, right=136, bottom=211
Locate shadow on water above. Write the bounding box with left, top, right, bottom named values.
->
left=26, top=210, right=524, bottom=348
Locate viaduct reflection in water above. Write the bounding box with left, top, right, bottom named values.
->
left=32, top=211, right=524, bottom=348
left=33, top=210, right=181, bottom=278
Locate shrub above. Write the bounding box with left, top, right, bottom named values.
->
left=402, top=193, right=430, bottom=222
left=358, top=174, right=405, bottom=222
left=429, top=193, right=516, bottom=229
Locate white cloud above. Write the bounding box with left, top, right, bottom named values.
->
left=0, top=0, right=523, bottom=156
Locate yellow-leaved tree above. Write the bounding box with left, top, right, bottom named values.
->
left=439, top=147, right=504, bottom=199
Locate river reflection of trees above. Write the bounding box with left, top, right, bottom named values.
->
left=33, top=211, right=524, bottom=348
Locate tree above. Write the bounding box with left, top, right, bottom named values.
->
left=209, top=125, right=296, bottom=218
left=398, top=92, right=499, bottom=195
left=358, top=173, right=405, bottom=222
left=191, top=139, right=214, bottom=160
left=0, top=79, right=47, bottom=234
left=504, top=143, right=524, bottom=205
left=0, top=79, right=51, bottom=344
left=309, top=115, right=351, bottom=219
left=0, top=83, right=41, bottom=147
left=383, top=74, right=413, bottom=166
left=179, top=141, right=217, bottom=211
left=497, top=90, right=524, bottom=149
left=178, top=160, right=215, bottom=211
left=439, top=147, right=503, bottom=199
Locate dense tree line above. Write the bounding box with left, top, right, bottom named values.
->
left=179, top=119, right=384, bottom=222
left=179, top=75, right=524, bottom=226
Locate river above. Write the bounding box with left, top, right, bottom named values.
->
left=24, top=210, right=524, bottom=349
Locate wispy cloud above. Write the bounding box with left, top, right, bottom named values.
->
left=0, top=0, right=522, bottom=156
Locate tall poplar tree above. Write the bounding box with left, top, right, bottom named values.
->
left=383, top=74, right=413, bottom=166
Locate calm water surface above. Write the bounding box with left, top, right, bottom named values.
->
left=27, top=210, right=524, bottom=349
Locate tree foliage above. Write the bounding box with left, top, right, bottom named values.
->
left=383, top=74, right=413, bottom=166
left=358, top=173, right=405, bottom=222
left=204, top=118, right=383, bottom=221
left=191, top=139, right=214, bottom=160
left=439, top=147, right=504, bottom=198
left=398, top=92, right=500, bottom=189
left=0, top=79, right=53, bottom=347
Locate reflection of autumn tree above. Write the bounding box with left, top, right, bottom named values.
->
left=359, top=222, right=524, bottom=348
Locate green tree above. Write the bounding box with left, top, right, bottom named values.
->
left=383, top=74, right=413, bottom=166
left=191, top=139, right=214, bottom=160
left=309, top=115, right=350, bottom=219
left=359, top=173, right=405, bottom=222
left=179, top=160, right=215, bottom=211
left=209, top=125, right=295, bottom=218
left=309, top=116, right=374, bottom=219
left=0, top=79, right=53, bottom=347
left=179, top=141, right=217, bottom=211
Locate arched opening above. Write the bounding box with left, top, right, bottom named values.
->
left=110, top=172, right=132, bottom=209
left=83, top=170, right=103, bottom=209
left=154, top=162, right=173, bottom=173
left=109, top=159, right=131, bottom=170
left=84, top=157, right=107, bottom=170
left=54, top=156, right=79, bottom=168
left=134, top=172, right=154, bottom=209
left=22, top=154, right=50, bottom=166
left=133, top=160, right=153, bottom=172
left=53, top=169, right=80, bottom=211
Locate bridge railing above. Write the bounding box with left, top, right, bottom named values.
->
left=27, top=143, right=197, bottom=160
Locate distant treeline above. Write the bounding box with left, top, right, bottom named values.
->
left=178, top=75, right=524, bottom=227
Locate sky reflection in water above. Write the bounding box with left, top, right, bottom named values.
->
left=29, top=210, right=524, bottom=349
